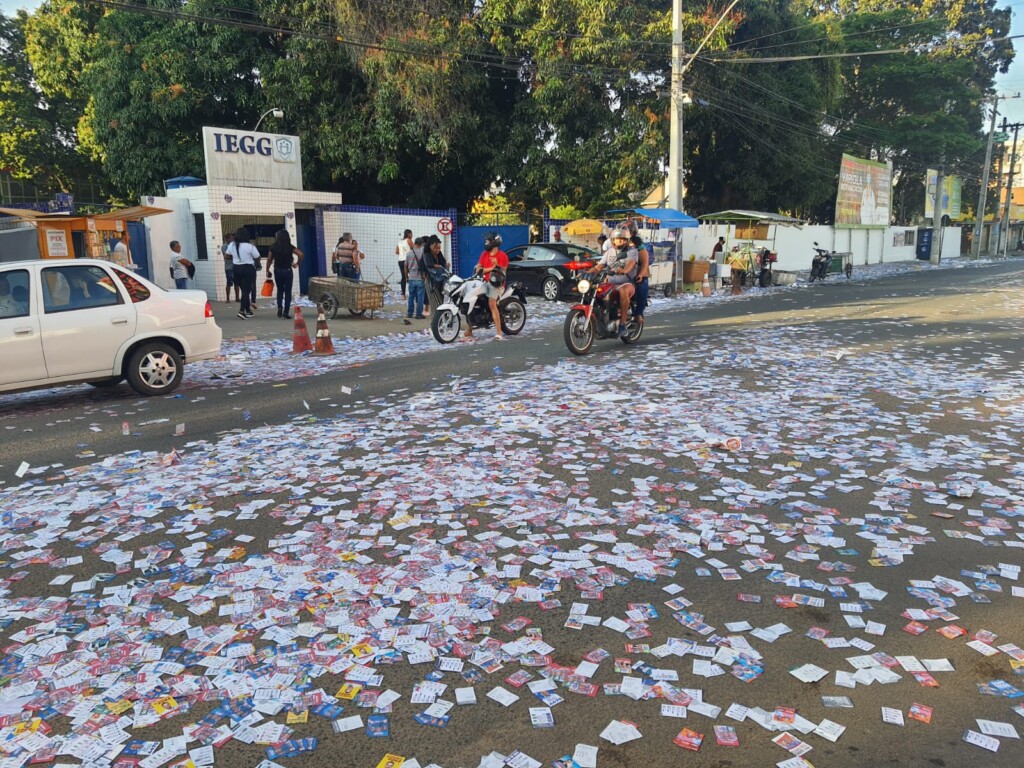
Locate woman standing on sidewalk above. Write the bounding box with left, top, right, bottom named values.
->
left=227, top=227, right=259, bottom=319
left=267, top=230, right=303, bottom=319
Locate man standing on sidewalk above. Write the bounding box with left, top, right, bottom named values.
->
left=405, top=241, right=425, bottom=319
left=168, top=241, right=192, bottom=289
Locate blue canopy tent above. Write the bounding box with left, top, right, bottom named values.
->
left=606, top=207, right=700, bottom=229
left=606, top=207, right=701, bottom=293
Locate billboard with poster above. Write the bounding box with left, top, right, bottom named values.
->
left=835, top=154, right=891, bottom=228
left=924, top=171, right=962, bottom=219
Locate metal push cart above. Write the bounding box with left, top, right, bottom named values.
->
left=308, top=276, right=385, bottom=318
left=828, top=252, right=854, bottom=279
left=647, top=261, right=676, bottom=296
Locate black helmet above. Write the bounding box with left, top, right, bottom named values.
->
left=488, top=267, right=506, bottom=287
left=484, top=232, right=502, bottom=250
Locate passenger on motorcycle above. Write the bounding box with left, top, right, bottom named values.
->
left=594, top=228, right=637, bottom=337
left=630, top=234, right=650, bottom=323
left=465, top=232, right=509, bottom=340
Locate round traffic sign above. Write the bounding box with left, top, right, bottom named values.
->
left=437, top=217, right=454, bottom=236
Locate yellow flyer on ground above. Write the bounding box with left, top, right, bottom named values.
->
left=152, top=696, right=179, bottom=715
left=375, top=755, right=405, bottom=768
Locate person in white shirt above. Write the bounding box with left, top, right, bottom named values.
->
left=168, top=241, right=191, bottom=289
left=109, top=233, right=130, bottom=268
left=396, top=229, right=413, bottom=298
left=226, top=227, right=260, bottom=319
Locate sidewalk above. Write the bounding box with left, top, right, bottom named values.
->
left=212, top=296, right=428, bottom=341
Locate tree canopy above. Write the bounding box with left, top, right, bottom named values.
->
left=0, top=0, right=1013, bottom=222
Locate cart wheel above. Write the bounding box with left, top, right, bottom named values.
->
left=662, top=283, right=675, bottom=297
left=318, top=293, right=340, bottom=319
left=845, top=263, right=853, bottom=279
left=348, top=308, right=367, bottom=317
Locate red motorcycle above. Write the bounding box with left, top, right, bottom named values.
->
left=563, top=267, right=643, bottom=355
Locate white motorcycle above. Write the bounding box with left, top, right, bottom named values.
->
left=429, top=269, right=528, bottom=343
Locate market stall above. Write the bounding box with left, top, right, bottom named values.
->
left=605, top=207, right=700, bottom=292
left=0, top=205, right=170, bottom=272
left=699, top=210, right=805, bottom=286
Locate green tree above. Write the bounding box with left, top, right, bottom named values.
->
left=806, top=1, right=1012, bottom=222
left=262, top=0, right=519, bottom=207
left=74, top=0, right=271, bottom=200
left=682, top=1, right=841, bottom=216
left=481, top=0, right=684, bottom=216
left=0, top=9, right=96, bottom=190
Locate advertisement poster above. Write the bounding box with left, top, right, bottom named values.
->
left=45, top=229, right=69, bottom=257
left=835, top=154, right=891, bottom=228
left=925, top=171, right=962, bottom=219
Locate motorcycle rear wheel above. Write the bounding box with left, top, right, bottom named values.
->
left=430, top=308, right=461, bottom=344
left=621, top=318, right=644, bottom=345
left=499, top=298, right=527, bottom=335
left=563, top=308, right=595, bottom=355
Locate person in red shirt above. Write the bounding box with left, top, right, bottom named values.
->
left=466, top=232, right=509, bottom=340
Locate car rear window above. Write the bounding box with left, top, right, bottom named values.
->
left=42, top=265, right=124, bottom=313
left=0, top=269, right=30, bottom=319
left=112, top=267, right=151, bottom=303
left=523, top=247, right=557, bottom=261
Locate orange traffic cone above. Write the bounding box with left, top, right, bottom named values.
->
left=291, top=307, right=313, bottom=354
left=313, top=311, right=335, bottom=355
left=701, top=273, right=712, bottom=297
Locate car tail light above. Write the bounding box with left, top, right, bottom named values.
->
left=205, top=301, right=214, bottom=318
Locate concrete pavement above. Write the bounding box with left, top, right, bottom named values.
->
left=212, top=295, right=431, bottom=341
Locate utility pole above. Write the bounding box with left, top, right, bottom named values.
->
left=993, top=118, right=1007, bottom=253
left=973, top=95, right=999, bottom=259
left=668, top=0, right=684, bottom=214
left=1000, top=122, right=1022, bottom=257
left=931, top=164, right=944, bottom=265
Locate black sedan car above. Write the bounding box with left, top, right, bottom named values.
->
left=505, top=242, right=600, bottom=301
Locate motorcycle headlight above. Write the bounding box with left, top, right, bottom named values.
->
left=577, top=279, right=591, bottom=294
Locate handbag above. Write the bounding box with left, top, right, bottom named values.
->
left=261, top=278, right=274, bottom=297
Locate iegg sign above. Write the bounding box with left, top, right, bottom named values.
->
left=202, top=127, right=303, bottom=190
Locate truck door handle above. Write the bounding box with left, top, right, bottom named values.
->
left=14, top=327, right=33, bottom=336
left=110, top=318, right=129, bottom=326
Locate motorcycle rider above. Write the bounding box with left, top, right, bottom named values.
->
left=594, top=228, right=637, bottom=337
left=630, top=234, right=650, bottom=323
left=465, top=232, right=509, bottom=340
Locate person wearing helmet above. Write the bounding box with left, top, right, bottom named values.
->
left=594, top=227, right=638, bottom=337
left=466, top=232, right=509, bottom=339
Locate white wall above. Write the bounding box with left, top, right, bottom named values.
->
left=678, top=224, right=961, bottom=273
left=143, top=196, right=194, bottom=291
left=146, top=186, right=342, bottom=299
left=322, top=212, right=452, bottom=289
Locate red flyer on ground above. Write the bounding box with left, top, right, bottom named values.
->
left=673, top=728, right=704, bottom=751
left=714, top=724, right=739, bottom=746
left=908, top=703, right=933, bottom=724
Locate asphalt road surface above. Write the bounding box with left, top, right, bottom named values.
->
left=1, top=259, right=1023, bottom=768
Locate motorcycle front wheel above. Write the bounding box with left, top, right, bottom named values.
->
left=499, top=298, right=527, bottom=336
left=563, top=308, right=595, bottom=355
left=430, top=308, right=461, bottom=344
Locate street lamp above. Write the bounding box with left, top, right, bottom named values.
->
left=253, top=108, right=284, bottom=132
